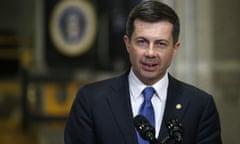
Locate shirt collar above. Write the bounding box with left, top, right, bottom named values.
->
left=128, top=68, right=169, bottom=101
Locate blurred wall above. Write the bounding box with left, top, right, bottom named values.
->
left=212, top=0, right=240, bottom=143
left=173, top=0, right=240, bottom=144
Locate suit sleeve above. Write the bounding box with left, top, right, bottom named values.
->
left=196, top=96, right=222, bottom=144
left=64, top=88, right=96, bottom=144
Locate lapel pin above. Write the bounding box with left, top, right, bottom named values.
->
left=176, top=104, right=182, bottom=110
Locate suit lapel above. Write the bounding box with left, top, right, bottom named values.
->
left=105, top=72, right=138, bottom=144
left=158, top=75, right=190, bottom=143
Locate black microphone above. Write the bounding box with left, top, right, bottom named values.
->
left=133, top=115, right=157, bottom=143
left=166, top=117, right=184, bottom=143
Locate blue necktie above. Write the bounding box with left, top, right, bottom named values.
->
left=137, top=87, right=155, bottom=144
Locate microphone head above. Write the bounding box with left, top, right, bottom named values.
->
left=166, top=119, right=183, bottom=142
left=133, top=115, right=156, bottom=141
left=166, top=114, right=184, bottom=143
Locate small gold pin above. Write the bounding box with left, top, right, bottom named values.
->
left=176, top=104, right=182, bottom=110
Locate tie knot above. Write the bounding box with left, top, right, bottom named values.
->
left=143, top=87, right=155, bottom=101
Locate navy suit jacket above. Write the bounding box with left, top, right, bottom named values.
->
left=64, top=71, right=222, bottom=144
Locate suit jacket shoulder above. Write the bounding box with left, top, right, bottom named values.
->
left=78, top=71, right=129, bottom=98
left=65, top=71, right=138, bottom=144
left=160, top=74, right=222, bottom=144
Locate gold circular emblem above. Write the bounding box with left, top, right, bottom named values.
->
left=176, top=104, right=182, bottom=110
left=49, top=0, right=97, bottom=57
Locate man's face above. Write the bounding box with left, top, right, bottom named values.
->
left=124, top=19, right=180, bottom=85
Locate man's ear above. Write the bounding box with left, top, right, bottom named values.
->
left=123, top=35, right=130, bottom=52
left=173, top=42, right=180, bottom=55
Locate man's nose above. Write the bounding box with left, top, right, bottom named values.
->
left=145, top=45, right=155, bottom=57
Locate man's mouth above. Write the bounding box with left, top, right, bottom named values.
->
left=144, top=63, right=156, bottom=66
left=142, top=62, right=158, bottom=71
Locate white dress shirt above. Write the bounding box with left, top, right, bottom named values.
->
left=128, top=68, right=169, bottom=138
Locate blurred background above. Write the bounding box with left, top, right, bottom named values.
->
left=0, top=0, right=239, bottom=144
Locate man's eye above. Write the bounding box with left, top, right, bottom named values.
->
left=160, top=42, right=166, bottom=46
left=157, top=42, right=167, bottom=48
left=136, top=39, right=148, bottom=47
left=137, top=39, right=146, bottom=45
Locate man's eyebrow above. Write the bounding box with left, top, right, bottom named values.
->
left=155, top=39, right=169, bottom=43
left=135, top=37, right=149, bottom=42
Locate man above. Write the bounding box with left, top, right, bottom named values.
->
left=64, top=0, right=222, bottom=144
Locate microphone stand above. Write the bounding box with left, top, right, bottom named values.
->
left=146, top=135, right=170, bottom=144
left=149, top=138, right=160, bottom=144
left=148, top=135, right=179, bottom=144
left=160, top=136, right=171, bottom=144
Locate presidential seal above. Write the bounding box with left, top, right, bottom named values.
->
left=49, top=0, right=97, bottom=56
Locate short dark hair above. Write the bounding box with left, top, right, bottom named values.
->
left=126, top=0, right=180, bottom=44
